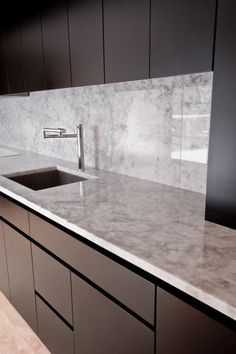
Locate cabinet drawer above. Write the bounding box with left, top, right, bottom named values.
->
left=32, top=244, right=73, bottom=325
left=0, top=196, right=29, bottom=234
left=36, top=296, right=74, bottom=354
left=3, top=223, right=37, bottom=331
left=29, top=213, right=155, bottom=325
left=72, top=274, right=154, bottom=354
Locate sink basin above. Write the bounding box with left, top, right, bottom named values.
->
left=4, top=167, right=92, bottom=191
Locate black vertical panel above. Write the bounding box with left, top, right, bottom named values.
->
left=21, top=4, right=46, bottom=92
left=2, top=5, right=26, bottom=94
left=0, top=32, right=8, bottom=95
left=150, top=0, right=216, bottom=78
left=156, top=288, right=235, bottom=354
left=41, top=0, right=71, bottom=89
left=68, top=0, right=104, bottom=87
left=103, top=0, right=150, bottom=83
left=206, top=0, right=236, bottom=228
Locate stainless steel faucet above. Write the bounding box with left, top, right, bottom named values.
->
left=43, top=125, right=85, bottom=171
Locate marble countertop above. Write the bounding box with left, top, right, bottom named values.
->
left=0, top=146, right=235, bottom=322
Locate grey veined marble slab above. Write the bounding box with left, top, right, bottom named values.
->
left=0, top=146, right=20, bottom=158
left=0, top=147, right=235, bottom=322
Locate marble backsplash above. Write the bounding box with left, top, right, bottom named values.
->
left=0, top=72, right=213, bottom=194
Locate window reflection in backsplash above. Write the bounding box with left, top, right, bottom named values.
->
left=0, top=72, right=213, bottom=194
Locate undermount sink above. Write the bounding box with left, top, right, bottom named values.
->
left=4, top=167, right=95, bottom=191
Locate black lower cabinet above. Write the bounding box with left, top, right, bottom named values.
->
left=0, top=221, right=10, bottom=299
left=3, top=223, right=37, bottom=332
left=156, top=288, right=235, bottom=354
left=72, top=273, right=154, bottom=354
left=36, top=295, right=74, bottom=354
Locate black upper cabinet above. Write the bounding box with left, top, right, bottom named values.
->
left=103, top=0, right=150, bottom=83
left=2, top=6, right=26, bottom=94
left=41, top=0, right=71, bottom=90
left=21, top=4, right=46, bottom=92
left=150, top=0, right=217, bottom=78
left=206, top=0, right=236, bottom=229
left=0, top=33, right=8, bottom=95
left=68, top=0, right=104, bottom=87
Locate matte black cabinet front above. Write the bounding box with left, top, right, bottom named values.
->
left=2, top=6, right=25, bottom=94
left=0, top=34, right=8, bottom=95
left=0, top=221, right=10, bottom=299
left=21, top=4, right=46, bottom=92
left=206, top=0, right=236, bottom=228
left=150, top=0, right=217, bottom=78
left=3, top=223, right=37, bottom=332
left=68, top=0, right=104, bottom=87
left=41, top=0, right=71, bottom=89
left=36, top=296, right=74, bottom=354
left=156, top=288, right=235, bottom=354
left=103, top=0, right=150, bottom=83
left=72, top=274, right=154, bottom=354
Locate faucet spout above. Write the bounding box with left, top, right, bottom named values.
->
left=43, top=125, right=85, bottom=171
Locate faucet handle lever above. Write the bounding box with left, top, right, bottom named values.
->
left=43, top=127, right=66, bottom=138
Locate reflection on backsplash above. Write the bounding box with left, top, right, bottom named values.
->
left=0, top=72, right=213, bottom=194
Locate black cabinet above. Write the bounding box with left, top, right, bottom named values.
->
left=0, top=33, right=8, bottom=95
left=150, top=0, right=217, bottom=78
left=103, top=0, right=150, bottom=83
left=206, top=0, right=236, bottom=228
left=72, top=274, right=154, bottom=354
left=68, top=0, right=104, bottom=87
left=0, top=221, right=10, bottom=299
left=3, top=223, right=37, bottom=332
left=2, top=6, right=25, bottom=94
left=41, top=1, right=71, bottom=89
left=156, top=288, right=235, bottom=354
left=36, top=295, right=74, bottom=354
left=21, top=4, right=46, bottom=92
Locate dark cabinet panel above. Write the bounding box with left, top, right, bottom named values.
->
left=36, top=296, right=74, bottom=354
left=0, top=196, right=30, bottom=234
left=2, top=21, right=25, bottom=93
left=0, top=221, right=10, bottom=300
left=156, top=288, right=235, bottom=354
left=3, top=223, right=37, bottom=332
left=206, top=0, right=236, bottom=228
left=32, top=244, right=73, bottom=325
left=0, top=33, right=8, bottom=95
left=150, top=0, right=216, bottom=78
left=68, top=0, right=104, bottom=87
left=103, top=0, right=150, bottom=83
left=41, top=1, right=71, bottom=89
left=72, top=274, right=154, bottom=354
left=21, top=5, right=46, bottom=92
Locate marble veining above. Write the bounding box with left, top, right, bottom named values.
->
left=0, top=73, right=213, bottom=194
left=0, top=148, right=235, bottom=322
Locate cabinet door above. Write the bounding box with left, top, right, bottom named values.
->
left=150, top=0, right=216, bottom=78
left=72, top=274, right=154, bottom=354
left=0, top=32, right=8, bottom=95
left=206, top=0, right=236, bottom=228
left=3, top=223, right=37, bottom=332
left=68, top=0, right=104, bottom=87
left=103, top=0, right=150, bottom=83
left=0, top=221, right=10, bottom=299
left=41, top=0, right=71, bottom=89
left=2, top=6, right=26, bottom=94
left=156, top=288, right=235, bottom=354
left=36, top=296, right=74, bottom=354
left=21, top=4, right=46, bottom=92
